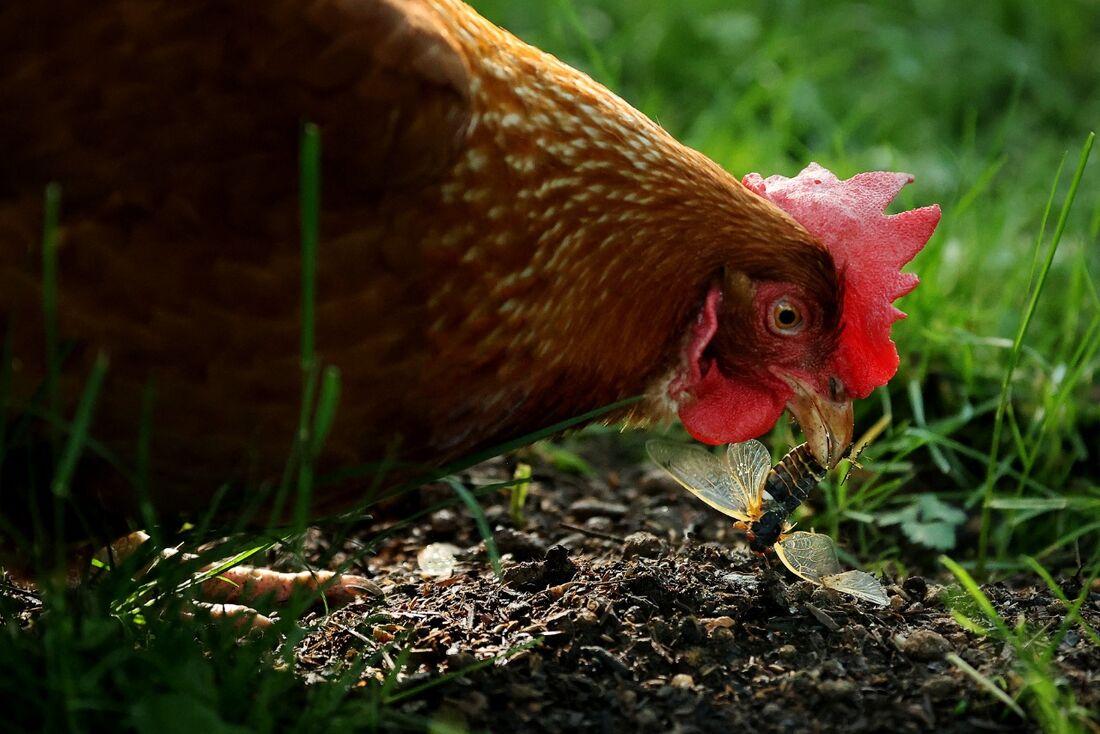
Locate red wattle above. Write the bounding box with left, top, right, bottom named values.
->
left=677, top=363, right=787, bottom=446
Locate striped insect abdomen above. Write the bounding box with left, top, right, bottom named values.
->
left=747, top=444, right=826, bottom=553
left=763, top=443, right=826, bottom=517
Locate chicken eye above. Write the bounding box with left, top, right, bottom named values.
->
left=769, top=299, right=804, bottom=335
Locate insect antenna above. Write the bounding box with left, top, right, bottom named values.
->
left=838, top=412, right=891, bottom=485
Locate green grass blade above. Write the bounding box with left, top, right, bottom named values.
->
left=1036, top=521, right=1100, bottom=561
left=319, top=393, right=645, bottom=490
left=510, top=462, right=532, bottom=527
left=445, top=476, right=502, bottom=577
left=908, top=379, right=950, bottom=473
left=0, top=317, right=12, bottom=476
left=440, top=394, right=645, bottom=475
left=292, top=361, right=319, bottom=530
left=1021, top=555, right=1100, bottom=652
left=135, top=378, right=160, bottom=546
left=185, top=539, right=279, bottom=591
left=51, top=352, right=109, bottom=499
left=299, top=122, right=320, bottom=371
left=554, top=0, right=616, bottom=87
left=940, top=554, right=1012, bottom=638
left=978, top=131, right=1095, bottom=574
left=951, top=155, right=1006, bottom=221
left=311, top=365, right=342, bottom=456
left=272, top=121, right=327, bottom=534
left=946, top=652, right=1026, bottom=719
left=296, top=121, right=322, bottom=525
left=1021, top=152, right=1065, bottom=299
left=41, top=182, right=62, bottom=449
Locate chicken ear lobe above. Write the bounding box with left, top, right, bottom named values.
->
left=673, top=285, right=787, bottom=446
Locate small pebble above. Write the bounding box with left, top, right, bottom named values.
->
left=903, top=575, right=928, bottom=600
left=703, top=616, right=735, bottom=633
left=508, top=683, right=540, bottom=701
left=817, top=678, right=857, bottom=701
left=680, top=647, right=707, bottom=667
left=644, top=505, right=684, bottom=536
left=896, top=629, right=953, bottom=661
left=447, top=651, right=477, bottom=671
left=678, top=616, right=706, bottom=645
left=623, top=531, right=664, bottom=559
left=923, top=583, right=947, bottom=606
left=636, top=468, right=679, bottom=494
left=451, top=690, right=489, bottom=717
left=493, top=527, right=548, bottom=559
left=429, top=508, right=461, bottom=534
left=575, top=609, right=599, bottom=629
left=417, top=542, right=460, bottom=578
left=722, top=572, right=760, bottom=591
left=820, top=659, right=847, bottom=678
left=568, top=498, right=628, bottom=519
left=501, top=562, right=543, bottom=588
left=920, top=674, right=958, bottom=700
left=670, top=674, right=695, bottom=689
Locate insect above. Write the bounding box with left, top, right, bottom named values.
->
left=647, top=438, right=889, bottom=606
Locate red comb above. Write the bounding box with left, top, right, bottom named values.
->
left=743, top=163, right=941, bottom=398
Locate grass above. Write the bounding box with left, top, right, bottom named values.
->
left=2, top=0, right=1098, bottom=732
left=942, top=555, right=1099, bottom=733
left=978, top=133, right=1094, bottom=572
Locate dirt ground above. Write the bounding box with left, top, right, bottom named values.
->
left=294, top=437, right=1100, bottom=733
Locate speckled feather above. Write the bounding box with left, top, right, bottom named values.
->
left=0, top=0, right=833, bottom=538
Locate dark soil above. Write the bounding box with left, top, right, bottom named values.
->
left=294, top=438, right=1100, bottom=733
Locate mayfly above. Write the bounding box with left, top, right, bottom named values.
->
left=647, top=439, right=889, bottom=606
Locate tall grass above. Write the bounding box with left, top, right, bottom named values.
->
left=978, top=133, right=1094, bottom=572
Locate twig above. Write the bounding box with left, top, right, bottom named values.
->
left=559, top=522, right=625, bottom=543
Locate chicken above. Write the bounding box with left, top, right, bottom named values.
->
left=0, top=0, right=941, bottom=561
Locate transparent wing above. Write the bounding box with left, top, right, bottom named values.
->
left=646, top=440, right=753, bottom=521
left=773, top=530, right=842, bottom=584
left=724, top=440, right=771, bottom=510
left=822, top=570, right=890, bottom=606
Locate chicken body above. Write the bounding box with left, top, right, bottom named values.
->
left=0, top=0, right=934, bottom=550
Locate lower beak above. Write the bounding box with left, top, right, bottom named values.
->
left=776, top=372, right=854, bottom=468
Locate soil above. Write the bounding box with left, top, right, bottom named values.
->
left=293, top=436, right=1100, bottom=733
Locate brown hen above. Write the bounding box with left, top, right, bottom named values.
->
left=0, top=0, right=939, bottom=555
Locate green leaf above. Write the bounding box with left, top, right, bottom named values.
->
left=878, top=496, right=966, bottom=550
left=916, top=495, right=967, bottom=525
left=901, top=521, right=957, bottom=551
left=877, top=504, right=917, bottom=527
left=510, top=462, right=532, bottom=528
left=533, top=441, right=595, bottom=475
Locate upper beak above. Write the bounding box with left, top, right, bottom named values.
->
left=775, top=372, right=854, bottom=468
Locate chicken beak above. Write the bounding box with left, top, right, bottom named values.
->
left=776, top=372, right=854, bottom=468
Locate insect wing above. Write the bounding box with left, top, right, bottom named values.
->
left=724, top=440, right=771, bottom=511
left=646, top=440, right=753, bottom=521
left=773, top=530, right=842, bottom=584
left=821, top=570, right=890, bottom=607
